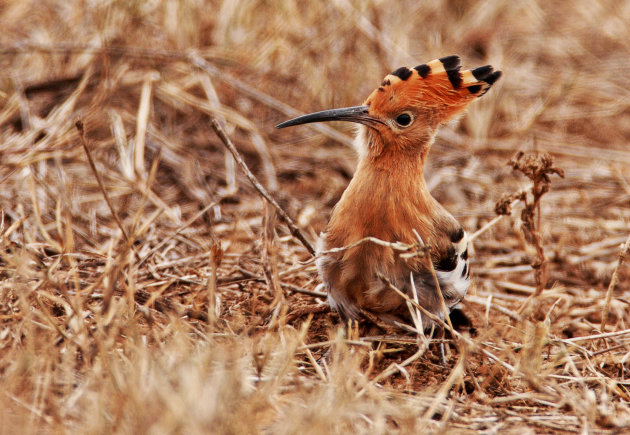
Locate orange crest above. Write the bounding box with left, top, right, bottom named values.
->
left=365, top=55, right=501, bottom=126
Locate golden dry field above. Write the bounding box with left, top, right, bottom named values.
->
left=1, top=1, right=630, bottom=433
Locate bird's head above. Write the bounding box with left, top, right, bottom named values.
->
left=277, top=56, right=501, bottom=162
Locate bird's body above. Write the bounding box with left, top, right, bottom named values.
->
left=316, top=152, right=469, bottom=326
left=277, top=56, right=501, bottom=329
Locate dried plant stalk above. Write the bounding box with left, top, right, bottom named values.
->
left=600, top=233, right=630, bottom=330
left=497, top=151, right=564, bottom=296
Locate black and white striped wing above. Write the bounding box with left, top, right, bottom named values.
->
left=434, top=228, right=470, bottom=308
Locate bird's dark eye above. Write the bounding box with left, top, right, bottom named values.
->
left=395, top=113, right=412, bottom=127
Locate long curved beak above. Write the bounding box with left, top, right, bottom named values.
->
left=275, top=105, right=381, bottom=129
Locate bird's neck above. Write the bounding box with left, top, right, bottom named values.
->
left=326, top=149, right=441, bottom=245
left=361, top=150, right=426, bottom=179
left=354, top=153, right=434, bottom=213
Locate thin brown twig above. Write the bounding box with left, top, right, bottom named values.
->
left=319, top=236, right=415, bottom=255
left=280, top=283, right=327, bottom=298
left=75, top=120, right=140, bottom=261
left=211, top=119, right=316, bottom=256
left=564, top=327, right=630, bottom=343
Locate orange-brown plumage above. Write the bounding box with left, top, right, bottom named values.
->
left=277, top=55, right=501, bottom=328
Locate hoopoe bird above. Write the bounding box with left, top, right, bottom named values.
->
left=277, top=56, right=501, bottom=329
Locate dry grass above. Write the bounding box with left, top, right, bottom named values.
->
left=1, top=0, right=630, bottom=433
